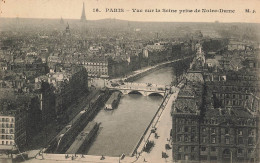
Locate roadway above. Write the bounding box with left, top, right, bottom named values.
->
left=136, top=88, right=179, bottom=163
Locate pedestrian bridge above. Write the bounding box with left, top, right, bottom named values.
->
left=107, top=82, right=167, bottom=97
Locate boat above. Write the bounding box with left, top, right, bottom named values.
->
left=105, top=91, right=122, bottom=110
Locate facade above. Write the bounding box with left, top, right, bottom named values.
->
left=0, top=115, right=16, bottom=147
left=0, top=94, right=41, bottom=149
left=172, top=82, right=259, bottom=163
left=83, top=60, right=109, bottom=78
left=172, top=84, right=201, bottom=161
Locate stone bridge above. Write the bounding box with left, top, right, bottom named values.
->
left=107, top=82, right=167, bottom=97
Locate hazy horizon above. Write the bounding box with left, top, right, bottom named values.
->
left=0, top=0, right=259, bottom=23
left=0, top=17, right=259, bottom=24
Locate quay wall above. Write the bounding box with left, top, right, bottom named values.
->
left=125, top=62, right=172, bottom=82
left=130, top=92, right=170, bottom=156
left=44, top=90, right=110, bottom=154
left=125, top=56, right=193, bottom=82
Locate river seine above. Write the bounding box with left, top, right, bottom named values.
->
left=86, top=66, right=175, bottom=156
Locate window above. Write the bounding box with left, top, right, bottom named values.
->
left=191, top=134, right=195, bottom=142
left=248, top=129, right=254, bottom=136
left=248, top=137, right=253, bottom=145
left=211, top=137, right=216, bottom=144
left=225, top=137, right=230, bottom=144
left=2, top=141, right=4, bottom=145
left=177, top=154, right=181, bottom=160
left=184, top=135, right=189, bottom=142
left=210, top=156, right=217, bottom=160
left=1, top=135, right=5, bottom=139
left=237, top=149, right=243, bottom=155
left=211, top=147, right=216, bottom=152
left=184, top=127, right=189, bottom=132
left=200, top=155, right=207, bottom=160
left=177, top=135, right=182, bottom=142
left=184, top=155, right=189, bottom=160
left=178, top=146, right=182, bottom=152
left=238, top=137, right=243, bottom=144
left=191, top=147, right=195, bottom=152
left=177, top=126, right=182, bottom=132
left=201, top=147, right=206, bottom=151
left=226, top=100, right=229, bottom=105
left=191, top=127, right=196, bottom=133
left=202, top=136, right=206, bottom=143
left=225, top=128, right=229, bottom=135
left=202, top=127, right=206, bottom=132
left=211, top=128, right=216, bottom=134
left=184, top=146, right=188, bottom=152
left=238, top=129, right=243, bottom=135
left=248, top=149, right=253, bottom=155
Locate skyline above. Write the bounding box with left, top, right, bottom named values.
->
left=0, top=0, right=260, bottom=23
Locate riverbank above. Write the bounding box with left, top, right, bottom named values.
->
left=26, top=87, right=179, bottom=163
left=123, top=56, right=192, bottom=82
left=136, top=88, right=180, bottom=163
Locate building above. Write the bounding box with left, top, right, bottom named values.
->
left=172, top=44, right=259, bottom=162
left=172, top=81, right=259, bottom=162
left=0, top=93, right=41, bottom=150
left=171, top=84, right=201, bottom=161
left=83, top=57, right=109, bottom=78
left=35, top=66, right=88, bottom=115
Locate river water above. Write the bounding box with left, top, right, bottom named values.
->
left=86, top=66, right=175, bottom=156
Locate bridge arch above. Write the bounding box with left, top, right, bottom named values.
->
left=147, top=92, right=164, bottom=97
left=128, top=90, right=144, bottom=96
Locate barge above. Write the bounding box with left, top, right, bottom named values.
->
left=105, top=91, right=122, bottom=110
left=65, top=121, right=100, bottom=154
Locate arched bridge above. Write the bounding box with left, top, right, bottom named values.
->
left=107, top=82, right=167, bottom=97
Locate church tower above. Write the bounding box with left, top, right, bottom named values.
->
left=81, top=2, right=86, bottom=22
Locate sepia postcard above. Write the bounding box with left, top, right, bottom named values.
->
left=0, top=0, right=259, bottom=162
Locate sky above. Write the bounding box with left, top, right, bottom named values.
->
left=0, top=0, right=260, bottom=23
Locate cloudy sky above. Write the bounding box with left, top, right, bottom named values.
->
left=0, top=0, right=259, bottom=23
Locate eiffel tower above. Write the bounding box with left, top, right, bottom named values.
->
left=81, top=2, right=86, bottom=22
